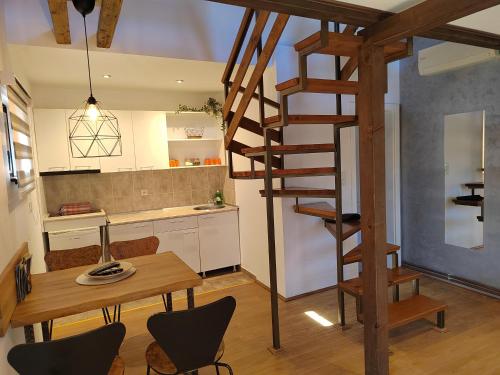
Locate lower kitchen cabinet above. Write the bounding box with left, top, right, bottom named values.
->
left=107, top=210, right=240, bottom=273
left=108, top=221, right=154, bottom=243
left=198, top=211, right=240, bottom=272
left=156, top=229, right=201, bottom=273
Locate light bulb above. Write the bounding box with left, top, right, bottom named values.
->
left=87, top=103, right=99, bottom=121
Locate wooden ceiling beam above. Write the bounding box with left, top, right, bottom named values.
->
left=97, top=0, right=124, bottom=48
left=362, top=0, right=500, bottom=46
left=47, top=0, right=71, bottom=44
left=206, top=0, right=500, bottom=49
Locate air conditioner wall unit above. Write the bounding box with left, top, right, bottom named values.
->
left=418, top=42, right=499, bottom=76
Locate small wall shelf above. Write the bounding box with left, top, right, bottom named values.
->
left=166, top=112, right=225, bottom=168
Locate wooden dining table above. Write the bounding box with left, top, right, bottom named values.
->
left=11, top=252, right=203, bottom=344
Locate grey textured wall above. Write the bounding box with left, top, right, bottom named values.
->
left=400, top=37, right=500, bottom=288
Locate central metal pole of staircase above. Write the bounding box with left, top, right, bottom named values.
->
left=256, top=11, right=281, bottom=350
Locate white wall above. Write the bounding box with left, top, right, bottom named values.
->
left=230, top=66, right=288, bottom=296
left=274, top=45, right=401, bottom=298
left=0, top=1, right=45, bottom=371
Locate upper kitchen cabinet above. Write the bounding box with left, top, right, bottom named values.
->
left=65, top=109, right=101, bottom=171
left=132, top=111, right=169, bottom=170
left=33, top=109, right=71, bottom=173
left=98, top=110, right=136, bottom=173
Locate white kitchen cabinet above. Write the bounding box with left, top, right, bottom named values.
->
left=99, top=110, right=136, bottom=173
left=34, top=109, right=71, bottom=173
left=108, top=221, right=154, bottom=243
left=198, top=211, right=240, bottom=272
left=48, top=227, right=101, bottom=251
left=65, top=110, right=101, bottom=171
left=131, top=111, right=169, bottom=170
left=156, top=229, right=201, bottom=272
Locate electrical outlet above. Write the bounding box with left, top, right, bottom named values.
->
left=141, top=189, right=149, bottom=197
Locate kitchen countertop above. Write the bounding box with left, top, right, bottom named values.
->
left=107, top=204, right=239, bottom=226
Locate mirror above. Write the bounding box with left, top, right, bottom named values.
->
left=444, top=111, right=484, bottom=250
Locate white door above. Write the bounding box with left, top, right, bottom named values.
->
left=132, top=111, right=169, bottom=170
left=33, top=109, right=70, bottom=173
left=65, top=110, right=101, bottom=171
left=156, top=229, right=201, bottom=272
left=198, top=211, right=240, bottom=272
left=99, top=110, right=137, bottom=173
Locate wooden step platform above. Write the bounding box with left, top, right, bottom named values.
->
left=227, top=112, right=281, bottom=142
left=343, top=243, right=400, bottom=265
left=294, top=31, right=410, bottom=64
left=276, top=78, right=359, bottom=95
left=324, top=219, right=361, bottom=241
left=295, top=31, right=362, bottom=56
left=260, top=187, right=336, bottom=198
left=232, top=167, right=336, bottom=180
left=357, top=295, right=447, bottom=330
left=242, top=144, right=335, bottom=156
left=264, top=114, right=357, bottom=127
left=293, top=202, right=336, bottom=220
left=388, top=295, right=447, bottom=330
left=339, top=267, right=422, bottom=297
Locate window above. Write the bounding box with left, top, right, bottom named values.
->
left=3, top=80, right=35, bottom=194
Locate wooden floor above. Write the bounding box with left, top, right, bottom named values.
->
left=54, top=275, right=500, bottom=374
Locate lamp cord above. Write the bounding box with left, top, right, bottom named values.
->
left=83, top=15, right=93, bottom=97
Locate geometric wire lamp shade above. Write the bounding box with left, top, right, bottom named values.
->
left=68, top=98, right=122, bottom=158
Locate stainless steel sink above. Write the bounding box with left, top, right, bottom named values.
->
left=193, top=204, right=226, bottom=211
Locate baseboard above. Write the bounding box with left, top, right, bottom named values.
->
left=240, top=267, right=337, bottom=302
left=403, top=262, right=500, bottom=299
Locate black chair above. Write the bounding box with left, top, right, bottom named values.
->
left=146, top=296, right=236, bottom=375
left=8, top=322, right=126, bottom=375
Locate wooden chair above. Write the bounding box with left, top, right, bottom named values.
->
left=109, top=236, right=172, bottom=318
left=109, top=236, right=159, bottom=260
left=44, top=245, right=111, bottom=336
left=146, top=296, right=236, bottom=375
left=45, top=245, right=102, bottom=271
left=7, top=322, right=126, bottom=375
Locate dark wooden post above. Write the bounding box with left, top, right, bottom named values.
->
left=358, top=43, right=389, bottom=375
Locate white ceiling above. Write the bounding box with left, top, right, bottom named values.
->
left=4, top=0, right=500, bottom=92
left=8, top=44, right=227, bottom=92
left=4, top=0, right=500, bottom=61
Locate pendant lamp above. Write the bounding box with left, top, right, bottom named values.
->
left=68, top=0, right=121, bottom=158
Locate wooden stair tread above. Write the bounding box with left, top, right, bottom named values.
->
left=294, top=31, right=409, bottom=62
left=232, top=167, right=336, bottom=179
left=275, top=78, right=359, bottom=95
left=264, top=114, right=357, bottom=126
left=260, top=187, right=335, bottom=198
left=242, top=143, right=335, bottom=156
left=293, top=202, right=336, bottom=220
left=228, top=112, right=281, bottom=143
left=388, top=295, right=447, bottom=329
left=325, top=220, right=361, bottom=241
left=343, top=243, right=400, bottom=265
left=294, top=31, right=362, bottom=56
left=339, top=267, right=422, bottom=297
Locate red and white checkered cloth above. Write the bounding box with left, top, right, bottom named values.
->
left=59, top=202, right=93, bottom=216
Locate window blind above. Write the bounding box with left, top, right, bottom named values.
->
left=7, top=82, right=34, bottom=194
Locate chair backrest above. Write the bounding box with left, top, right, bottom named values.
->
left=147, top=296, right=236, bottom=373
left=109, top=236, right=159, bottom=260
left=44, top=245, right=102, bottom=271
left=7, top=322, right=126, bottom=375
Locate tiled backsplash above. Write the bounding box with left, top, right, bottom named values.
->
left=43, top=166, right=236, bottom=215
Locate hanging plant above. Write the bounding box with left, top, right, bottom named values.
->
left=176, top=97, right=226, bottom=131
